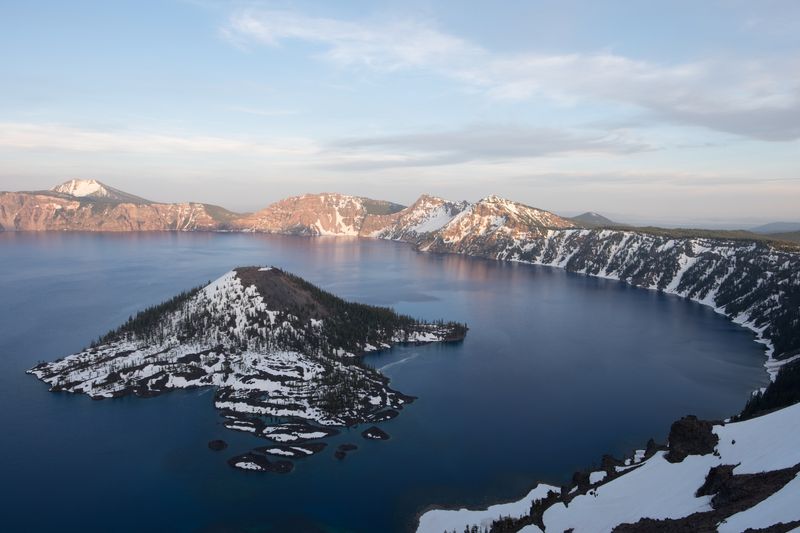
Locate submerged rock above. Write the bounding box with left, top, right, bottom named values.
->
left=208, top=439, right=228, bottom=451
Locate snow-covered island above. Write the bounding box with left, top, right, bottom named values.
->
left=28, top=266, right=467, bottom=471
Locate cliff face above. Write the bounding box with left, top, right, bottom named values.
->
left=0, top=191, right=236, bottom=231
left=234, top=193, right=370, bottom=235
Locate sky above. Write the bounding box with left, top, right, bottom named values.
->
left=1, top=0, right=798, bottom=226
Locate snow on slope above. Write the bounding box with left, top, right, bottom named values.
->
left=417, top=402, right=800, bottom=532
left=51, top=179, right=149, bottom=203
left=52, top=179, right=107, bottom=197
left=417, top=484, right=558, bottom=533
left=366, top=194, right=468, bottom=240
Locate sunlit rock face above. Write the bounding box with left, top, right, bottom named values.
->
left=233, top=193, right=404, bottom=235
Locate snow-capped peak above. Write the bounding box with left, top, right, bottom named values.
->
left=52, top=179, right=108, bottom=198
left=51, top=179, right=150, bottom=203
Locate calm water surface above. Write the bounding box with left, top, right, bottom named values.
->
left=0, top=232, right=769, bottom=532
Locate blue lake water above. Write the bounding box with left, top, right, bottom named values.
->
left=0, top=232, right=769, bottom=532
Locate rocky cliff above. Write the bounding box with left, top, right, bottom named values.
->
left=0, top=180, right=239, bottom=231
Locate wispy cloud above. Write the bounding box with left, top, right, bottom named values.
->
left=224, top=9, right=800, bottom=141
left=0, top=122, right=317, bottom=156
left=228, top=106, right=301, bottom=117
left=327, top=124, right=652, bottom=170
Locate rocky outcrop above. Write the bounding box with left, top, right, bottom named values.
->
left=665, top=415, right=719, bottom=463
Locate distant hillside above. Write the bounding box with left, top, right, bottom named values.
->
left=768, top=230, right=800, bottom=244
left=569, top=211, right=620, bottom=227
left=751, top=221, right=800, bottom=234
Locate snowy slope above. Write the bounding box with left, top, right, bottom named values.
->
left=418, top=403, right=800, bottom=532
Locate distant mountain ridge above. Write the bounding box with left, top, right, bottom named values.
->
left=751, top=221, right=800, bottom=234
left=570, top=211, right=621, bottom=227
left=3, top=180, right=799, bottom=367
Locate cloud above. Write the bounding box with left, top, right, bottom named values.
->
left=327, top=124, right=652, bottom=170
left=222, top=10, right=482, bottom=72
left=224, top=9, right=800, bottom=141
left=0, top=122, right=317, bottom=156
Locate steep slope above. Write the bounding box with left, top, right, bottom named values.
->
left=233, top=193, right=404, bottom=235
left=29, top=267, right=466, bottom=470
left=360, top=194, right=469, bottom=241
left=419, top=195, right=576, bottom=255
left=0, top=191, right=239, bottom=231
left=487, top=229, right=800, bottom=366
left=419, top=397, right=800, bottom=532
left=51, top=178, right=151, bottom=203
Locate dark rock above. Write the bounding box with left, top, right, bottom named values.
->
left=338, top=443, right=358, bottom=452
left=601, top=454, right=623, bottom=470
left=361, top=426, right=390, bottom=440
left=208, top=439, right=228, bottom=451
left=572, top=470, right=590, bottom=491
left=269, top=460, right=294, bottom=474
left=334, top=450, right=347, bottom=460
left=665, top=415, right=719, bottom=463
left=696, top=464, right=735, bottom=497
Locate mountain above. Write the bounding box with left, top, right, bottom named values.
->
left=419, top=195, right=576, bottom=255
left=570, top=211, right=620, bottom=227
left=29, top=266, right=466, bottom=471
left=51, top=178, right=151, bottom=203
left=233, top=193, right=404, bottom=235
left=362, top=194, right=469, bottom=241
left=751, top=221, right=800, bottom=234
left=0, top=181, right=240, bottom=231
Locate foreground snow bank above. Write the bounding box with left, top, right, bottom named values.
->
left=417, top=484, right=557, bottom=533
left=417, top=402, right=800, bottom=532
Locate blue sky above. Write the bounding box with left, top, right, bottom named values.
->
left=1, top=0, right=798, bottom=225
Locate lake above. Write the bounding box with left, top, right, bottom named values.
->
left=0, top=232, right=769, bottom=532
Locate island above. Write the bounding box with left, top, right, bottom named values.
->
left=28, top=266, right=467, bottom=471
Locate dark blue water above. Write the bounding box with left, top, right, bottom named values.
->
left=0, top=232, right=768, bottom=532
